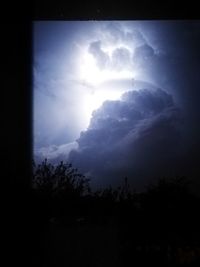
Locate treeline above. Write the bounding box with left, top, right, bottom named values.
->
left=31, top=159, right=200, bottom=266
left=32, top=159, right=200, bottom=228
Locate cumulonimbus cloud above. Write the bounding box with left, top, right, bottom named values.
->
left=68, top=88, right=181, bottom=189
left=88, top=40, right=110, bottom=69
left=34, top=21, right=200, bottom=192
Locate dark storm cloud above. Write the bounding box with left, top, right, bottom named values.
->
left=125, top=29, right=146, bottom=47
left=87, top=24, right=147, bottom=72
left=132, top=22, right=200, bottom=153
left=84, top=22, right=200, bottom=191
left=88, top=40, right=110, bottom=69
left=111, top=47, right=132, bottom=71
left=102, top=21, right=146, bottom=47
left=121, top=88, right=173, bottom=115
left=34, top=21, right=200, bottom=192
left=103, top=22, right=125, bottom=43
left=88, top=41, right=133, bottom=71
left=133, top=44, right=155, bottom=61
left=69, top=88, right=181, bottom=189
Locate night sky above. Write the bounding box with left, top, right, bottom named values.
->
left=33, top=21, right=200, bottom=191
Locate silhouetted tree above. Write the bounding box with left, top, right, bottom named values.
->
left=32, top=159, right=91, bottom=218
left=32, top=159, right=90, bottom=198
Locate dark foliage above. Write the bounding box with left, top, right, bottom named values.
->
left=31, top=160, right=200, bottom=266
left=33, top=159, right=90, bottom=197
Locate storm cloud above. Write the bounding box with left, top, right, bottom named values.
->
left=111, top=47, right=132, bottom=71
left=88, top=41, right=132, bottom=71
left=69, top=88, right=182, bottom=189
left=88, top=40, right=110, bottom=69
left=100, top=21, right=147, bottom=48
left=34, top=21, right=200, bottom=192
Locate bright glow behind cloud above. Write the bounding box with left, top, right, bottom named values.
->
left=78, top=48, right=134, bottom=86
left=82, top=89, right=123, bottom=128
left=34, top=21, right=151, bottom=153
left=76, top=42, right=139, bottom=127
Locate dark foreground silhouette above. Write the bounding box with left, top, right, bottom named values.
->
left=30, top=160, right=200, bottom=266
